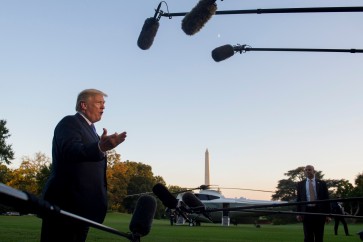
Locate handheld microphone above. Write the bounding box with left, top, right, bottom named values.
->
left=129, top=195, right=156, bottom=238
left=152, top=183, right=178, bottom=209
left=211, top=44, right=235, bottom=62
left=182, top=0, right=217, bottom=36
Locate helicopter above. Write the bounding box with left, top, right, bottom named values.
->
left=160, top=149, right=287, bottom=226
left=165, top=183, right=285, bottom=226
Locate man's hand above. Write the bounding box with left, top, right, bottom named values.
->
left=296, top=215, right=303, bottom=222
left=99, top=128, right=127, bottom=152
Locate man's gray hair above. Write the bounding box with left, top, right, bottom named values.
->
left=75, top=89, right=108, bottom=111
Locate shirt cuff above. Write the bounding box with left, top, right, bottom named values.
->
left=98, top=141, right=106, bottom=156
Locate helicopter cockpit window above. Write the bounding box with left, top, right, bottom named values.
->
left=195, top=194, right=219, bottom=200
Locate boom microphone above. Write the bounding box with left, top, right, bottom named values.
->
left=137, top=2, right=162, bottom=50
left=152, top=183, right=178, bottom=209
left=182, top=192, right=214, bottom=222
left=129, top=195, right=157, bottom=238
left=211, top=44, right=235, bottom=62
left=182, top=192, right=205, bottom=211
left=137, top=18, right=159, bottom=50
left=182, top=0, right=217, bottom=36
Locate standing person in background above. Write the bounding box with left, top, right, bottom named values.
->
left=296, top=165, right=331, bottom=242
left=41, top=89, right=127, bottom=242
left=332, top=200, right=350, bottom=236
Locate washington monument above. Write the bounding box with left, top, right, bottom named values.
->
left=205, top=149, right=210, bottom=186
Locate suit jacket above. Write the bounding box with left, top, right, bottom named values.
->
left=296, top=179, right=331, bottom=214
left=42, top=113, right=108, bottom=223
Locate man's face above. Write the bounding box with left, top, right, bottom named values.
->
left=81, top=94, right=105, bottom=123
left=304, top=166, right=315, bottom=179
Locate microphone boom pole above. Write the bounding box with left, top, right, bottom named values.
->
left=161, top=6, right=363, bottom=18
left=0, top=183, right=151, bottom=242
left=238, top=46, right=363, bottom=54
left=212, top=44, right=363, bottom=62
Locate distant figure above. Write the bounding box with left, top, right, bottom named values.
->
left=331, top=201, right=350, bottom=236
left=358, top=230, right=363, bottom=240
left=41, top=89, right=127, bottom=242
left=296, top=165, right=331, bottom=242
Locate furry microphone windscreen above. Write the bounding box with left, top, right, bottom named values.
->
left=211, top=44, right=235, bottom=62
left=152, top=183, right=178, bottom=209
left=129, top=195, right=156, bottom=237
left=182, top=0, right=217, bottom=36
left=137, top=17, right=160, bottom=50
left=182, top=192, right=205, bottom=209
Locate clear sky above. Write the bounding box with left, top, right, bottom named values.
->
left=1, top=1, right=362, bottom=200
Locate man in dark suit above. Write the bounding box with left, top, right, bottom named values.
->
left=332, top=201, right=350, bottom=236
left=296, top=165, right=331, bottom=242
left=41, top=89, right=127, bottom=242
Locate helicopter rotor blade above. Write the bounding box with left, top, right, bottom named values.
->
left=219, top=187, right=275, bottom=193
left=125, top=191, right=154, bottom=198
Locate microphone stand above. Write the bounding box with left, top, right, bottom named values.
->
left=161, top=6, right=363, bottom=18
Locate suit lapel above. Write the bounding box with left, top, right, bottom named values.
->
left=315, top=179, right=321, bottom=199
left=75, top=113, right=99, bottom=141
left=301, top=179, right=307, bottom=200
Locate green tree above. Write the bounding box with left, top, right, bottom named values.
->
left=106, top=153, right=166, bottom=215
left=36, top=163, right=52, bottom=194
left=352, top=172, right=363, bottom=197
left=107, top=160, right=129, bottom=212
left=272, top=166, right=324, bottom=201
left=348, top=172, right=363, bottom=216
left=124, top=176, right=155, bottom=213
left=325, top=179, right=353, bottom=198
left=7, top=152, right=50, bottom=196
left=0, top=120, right=15, bottom=165
left=0, top=164, right=12, bottom=183
left=168, top=185, right=187, bottom=194
left=121, top=161, right=156, bottom=213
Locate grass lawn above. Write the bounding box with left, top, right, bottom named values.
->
left=0, top=213, right=362, bottom=241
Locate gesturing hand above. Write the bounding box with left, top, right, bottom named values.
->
left=99, top=128, right=127, bottom=152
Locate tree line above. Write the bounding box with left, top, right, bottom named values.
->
left=271, top=167, right=363, bottom=222
left=1, top=119, right=362, bottom=221
left=0, top=149, right=180, bottom=218
left=0, top=120, right=183, bottom=218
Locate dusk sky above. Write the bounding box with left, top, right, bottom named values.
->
left=1, top=0, right=362, bottom=200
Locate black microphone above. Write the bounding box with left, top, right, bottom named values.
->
left=129, top=195, right=156, bottom=238
left=137, top=3, right=162, bottom=50
left=182, top=192, right=214, bottom=222
left=152, top=183, right=178, bottom=209
left=152, top=183, right=194, bottom=224
left=137, top=18, right=159, bottom=50
left=211, top=44, right=235, bottom=62
left=182, top=192, right=205, bottom=211
left=182, top=0, right=217, bottom=36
